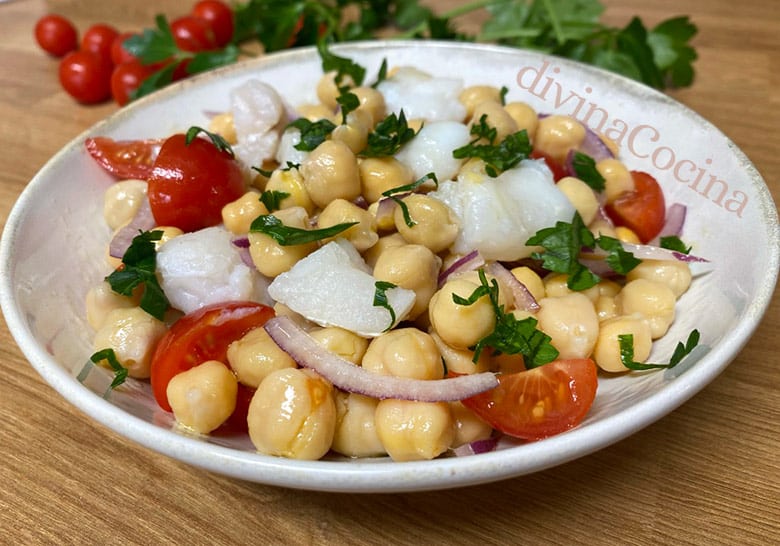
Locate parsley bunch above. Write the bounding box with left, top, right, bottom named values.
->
left=126, top=1, right=697, bottom=102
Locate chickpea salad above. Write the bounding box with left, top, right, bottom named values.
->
left=84, top=44, right=705, bottom=462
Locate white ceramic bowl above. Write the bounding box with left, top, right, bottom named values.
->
left=1, top=42, right=778, bottom=493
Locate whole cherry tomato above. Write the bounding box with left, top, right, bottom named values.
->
left=34, top=14, right=78, bottom=57
left=81, top=23, right=119, bottom=65
left=461, top=358, right=598, bottom=440
left=605, top=171, right=666, bottom=243
left=150, top=302, right=275, bottom=415
left=110, top=32, right=139, bottom=65
left=170, top=15, right=218, bottom=52
left=192, top=0, right=234, bottom=47
left=147, top=131, right=246, bottom=232
left=58, top=50, right=112, bottom=104
left=110, top=60, right=154, bottom=106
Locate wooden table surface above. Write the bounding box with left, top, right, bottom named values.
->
left=1, top=0, right=778, bottom=544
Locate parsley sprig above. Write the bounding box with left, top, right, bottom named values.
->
left=90, top=348, right=129, bottom=392
left=571, top=151, right=606, bottom=191
left=106, top=230, right=169, bottom=321
left=373, top=281, right=399, bottom=331
left=453, top=269, right=559, bottom=367
left=381, top=172, right=438, bottom=228
left=361, top=110, right=419, bottom=158
left=619, top=329, right=700, bottom=370
left=250, top=214, right=357, bottom=245
left=452, top=115, right=532, bottom=177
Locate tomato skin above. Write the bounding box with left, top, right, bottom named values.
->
left=531, top=149, right=567, bottom=181
left=461, top=358, right=598, bottom=440
left=150, top=302, right=274, bottom=413
left=110, top=32, right=139, bottom=65
left=171, top=15, right=218, bottom=52
left=58, top=50, right=113, bottom=104
left=147, top=133, right=246, bottom=232
left=34, top=14, right=78, bottom=57
left=81, top=23, right=120, bottom=65
left=111, top=60, right=154, bottom=106
left=85, top=137, right=163, bottom=179
left=192, top=0, right=234, bottom=47
left=605, top=171, right=666, bottom=243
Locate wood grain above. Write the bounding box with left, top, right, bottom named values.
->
left=1, top=1, right=778, bottom=544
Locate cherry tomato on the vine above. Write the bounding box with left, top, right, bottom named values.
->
left=150, top=302, right=275, bottom=415
left=605, top=171, right=666, bottom=243
left=192, top=0, right=234, bottom=47
left=110, top=60, right=154, bottom=106
left=461, top=358, right=598, bottom=440
left=84, top=137, right=164, bottom=179
left=58, top=50, right=112, bottom=104
left=147, top=132, right=246, bottom=232
left=34, top=14, right=78, bottom=57
left=171, top=15, right=218, bottom=53
left=81, top=23, right=119, bottom=65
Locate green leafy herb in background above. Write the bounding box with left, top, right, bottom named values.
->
left=125, top=1, right=697, bottom=102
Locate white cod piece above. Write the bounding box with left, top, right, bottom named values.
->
left=377, top=66, right=466, bottom=122
left=268, top=239, right=416, bottom=337
left=275, top=127, right=309, bottom=167
left=230, top=79, right=286, bottom=169
left=395, top=121, right=471, bottom=182
left=429, top=159, right=576, bottom=261
left=157, top=226, right=271, bottom=314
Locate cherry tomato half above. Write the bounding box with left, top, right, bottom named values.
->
left=110, top=60, right=154, bottom=106
left=34, top=14, right=78, bottom=57
left=85, top=137, right=163, bottom=179
left=58, top=50, right=113, bottom=104
left=192, top=0, right=234, bottom=47
left=461, top=358, right=598, bottom=440
left=150, top=302, right=275, bottom=413
left=81, top=23, right=119, bottom=65
left=147, top=132, right=246, bottom=232
left=605, top=171, right=666, bottom=243
left=171, top=15, right=218, bottom=53
left=531, top=149, right=567, bottom=181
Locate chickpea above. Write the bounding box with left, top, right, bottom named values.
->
left=362, top=232, right=406, bottom=269
left=593, top=316, right=652, bottom=372
left=367, top=200, right=398, bottom=233
left=615, top=226, right=641, bottom=244
left=361, top=328, right=443, bottom=380
left=226, top=327, right=297, bottom=388
left=317, top=198, right=378, bottom=252
left=350, top=86, right=386, bottom=126
left=85, top=281, right=138, bottom=330
left=316, top=70, right=356, bottom=109
left=374, top=399, right=454, bottom=461
left=450, top=401, right=493, bottom=449
left=300, top=140, right=361, bottom=208
left=543, top=273, right=600, bottom=304
left=295, top=103, right=335, bottom=122
left=626, top=259, right=692, bottom=298
left=616, top=279, right=677, bottom=339
left=248, top=206, right=317, bottom=277
left=536, top=293, right=599, bottom=359
left=264, top=167, right=315, bottom=215
left=510, top=266, right=546, bottom=303
left=331, top=109, right=372, bottom=154
left=151, top=226, right=184, bottom=249
left=589, top=219, right=618, bottom=239
left=166, top=360, right=238, bottom=434
left=309, top=326, right=369, bottom=364
left=595, top=295, right=619, bottom=322
left=332, top=392, right=385, bottom=458
left=92, top=307, right=167, bottom=379
left=221, top=191, right=269, bottom=235
left=429, top=331, right=491, bottom=375
left=359, top=156, right=415, bottom=204
left=534, top=114, right=586, bottom=164
left=429, top=278, right=496, bottom=350
left=459, top=85, right=503, bottom=119
left=504, top=102, right=539, bottom=139
left=394, top=194, right=459, bottom=253
left=556, top=176, right=599, bottom=225
left=247, top=368, right=336, bottom=460
left=596, top=158, right=634, bottom=203
left=373, top=244, right=441, bottom=319
left=470, top=101, right=518, bottom=143
left=207, top=112, right=237, bottom=144
left=103, top=179, right=147, bottom=230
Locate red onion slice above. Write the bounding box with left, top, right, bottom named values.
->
left=374, top=196, right=398, bottom=226
left=649, top=203, right=687, bottom=245
left=485, top=261, right=540, bottom=312
left=108, top=198, right=156, bottom=259
left=581, top=241, right=709, bottom=264
left=438, top=250, right=485, bottom=286
left=579, top=125, right=615, bottom=162
left=452, top=437, right=499, bottom=457
left=264, top=316, right=498, bottom=402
